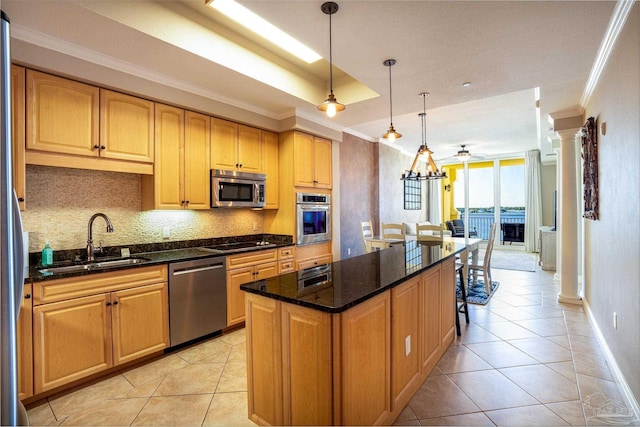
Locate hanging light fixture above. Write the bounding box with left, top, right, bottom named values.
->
left=382, top=59, right=402, bottom=141
left=401, top=92, right=446, bottom=181
left=317, top=2, right=345, bottom=118
left=456, top=144, right=471, bottom=162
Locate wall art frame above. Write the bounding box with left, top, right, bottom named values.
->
left=581, top=116, right=599, bottom=220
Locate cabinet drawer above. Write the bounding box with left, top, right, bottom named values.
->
left=33, top=265, right=168, bottom=305
left=278, top=246, right=295, bottom=260
left=227, top=249, right=278, bottom=270
left=296, top=255, right=332, bottom=271
left=279, top=260, right=295, bottom=275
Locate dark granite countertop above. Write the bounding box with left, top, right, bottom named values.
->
left=241, top=239, right=466, bottom=313
left=27, top=234, right=293, bottom=283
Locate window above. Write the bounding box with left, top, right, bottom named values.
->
left=404, top=180, right=421, bottom=210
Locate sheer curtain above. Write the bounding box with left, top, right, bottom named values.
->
left=525, top=150, right=542, bottom=252
left=428, top=180, right=442, bottom=225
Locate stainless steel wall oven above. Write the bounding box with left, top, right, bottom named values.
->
left=296, top=192, right=331, bottom=245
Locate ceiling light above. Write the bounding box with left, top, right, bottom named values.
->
left=382, top=59, right=402, bottom=141
left=456, top=145, right=471, bottom=162
left=317, top=2, right=345, bottom=118
left=401, top=92, right=446, bottom=181
left=206, top=0, right=322, bottom=64
left=462, top=82, right=472, bottom=88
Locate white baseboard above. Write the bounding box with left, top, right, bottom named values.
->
left=584, top=301, right=640, bottom=420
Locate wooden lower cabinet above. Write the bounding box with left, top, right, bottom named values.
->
left=31, top=268, right=169, bottom=394
left=337, top=291, right=391, bottom=426
left=244, top=258, right=458, bottom=426
left=391, top=276, right=422, bottom=411
left=440, top=258, right=456, bottom=347
left=112, top=283, right=170, bottom=365
left=33, top=293, right=113, bottom=393
left=18, top=284, right=33, bottom=400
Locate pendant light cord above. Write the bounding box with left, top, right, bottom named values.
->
left=388, top=64, right=393, bottom=126
left=329, top=11, right=334, bottom=95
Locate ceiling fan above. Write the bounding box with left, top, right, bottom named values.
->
left=437, top=144, right=486, bottom=164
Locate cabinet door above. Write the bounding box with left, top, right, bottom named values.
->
left=12, top=65, right=26, bottom=210
left=255, top=262, right=278, bottom=281
left=211, top=118, right=238, bottom=171
left=293, top=131, right=316, bottom=187
left=391, top=275, right=421, bottom=410
left=440, top=258, right=456, bottom=346
left=262, top=130, right=279, bottom=209
left=100, top=89, right=154, bottom=163
left=227, top=266, right=255, bottom=326
left=421, top=266, right=441, bottom=373
left=281, top=303, right=332, bottom=425
left=153, top=103, right=184, bottom=209
left=338, top=291, right=391, bottom=426
left=26, top=70, right=99, bottom=156
left=17, top=284, right=33, bottom=400
left=184, top=111, right=211, bottom=209
left=314, top=137, right=332, bottom=189
left=112, top=283, right=169, bottom=366
left=238, top=125, right=262, bottom=172
left=33, top=293, right=112, bottom=393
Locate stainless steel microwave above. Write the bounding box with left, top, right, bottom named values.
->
left=211, top=169, right=266, bottom=208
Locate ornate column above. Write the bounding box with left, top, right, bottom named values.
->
left=556, top=129, right=582, bottom=305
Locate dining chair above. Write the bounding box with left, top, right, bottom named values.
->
left=361, top=220, right=389, bottom=252
left=468, top=222, right=497, bottom=294
left=415, top=223, right=443, bottom=242
left=381, top=222, right=405, bottom=245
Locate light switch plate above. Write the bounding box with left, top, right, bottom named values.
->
left=120, top=248, right=130, bottom=258
left=163, top=226, right=170, bottom=238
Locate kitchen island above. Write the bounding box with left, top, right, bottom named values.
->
left=241, top=239, right=465, bottom=426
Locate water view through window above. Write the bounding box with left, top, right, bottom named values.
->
left=453, top=161, right=525, bottom=240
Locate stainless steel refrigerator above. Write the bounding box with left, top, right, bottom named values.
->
left=1, top=9, right=28, bottom=426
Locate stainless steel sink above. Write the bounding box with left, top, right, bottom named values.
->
left=39, top=257, right=151, bottom=275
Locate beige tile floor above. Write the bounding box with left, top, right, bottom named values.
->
left=26, top=265, right=639, bottom=426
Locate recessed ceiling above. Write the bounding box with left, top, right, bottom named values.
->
left=3, top=0, right=617, bottom=164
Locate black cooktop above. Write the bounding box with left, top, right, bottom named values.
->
left=200, top=241, right=276, bottom=254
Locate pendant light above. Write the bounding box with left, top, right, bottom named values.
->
left=317, top=2, right=345, bottom=118
left=382, top=59, right=402, bottom=141
left=401, top=92, right=446, bottom=181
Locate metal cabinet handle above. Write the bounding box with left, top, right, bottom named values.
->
left=24, top=293, right=30, bottom=299
left=113, top=300, right=119, bottom=305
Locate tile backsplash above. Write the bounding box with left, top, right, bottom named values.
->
left=22, top=165, right=264, bottom=252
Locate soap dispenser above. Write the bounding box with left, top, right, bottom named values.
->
left=41, top=241, right=53, bottom=266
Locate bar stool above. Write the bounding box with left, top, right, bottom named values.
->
left=455, top=263, right=469, bottom=336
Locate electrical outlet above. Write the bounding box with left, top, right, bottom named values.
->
left=347, top=248, right=351, bottom=255
left=405, top=335, right=411, bottom=356
left=613, top=312, right=618, bottom=330
left=162, top=226, right=170, bottom=238
left=253, top=221, right=258, bottom=231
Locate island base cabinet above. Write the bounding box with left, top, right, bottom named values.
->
left=244, top=259, right=457, bottom=426
left=246, top=295, right=283, bottom=426
left=335, top=291, right=391, bottom=426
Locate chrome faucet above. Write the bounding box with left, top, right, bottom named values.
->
left=87, top=213, right=114, bottom=261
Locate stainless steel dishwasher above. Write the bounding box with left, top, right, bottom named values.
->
left=169, top=256, right=227, bottom=347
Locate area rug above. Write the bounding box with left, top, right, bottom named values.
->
left=456, top=278, right=500, bottom=305
left=481, top=249, right=537, bottom=272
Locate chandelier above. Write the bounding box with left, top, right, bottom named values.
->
left=401, top=92, right=447, bottom=181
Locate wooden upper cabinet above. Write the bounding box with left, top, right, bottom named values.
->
left=26, top=69, right=99, bottom=156
left=211, top=118, right=262, bottom=173
left=142, top=103, right=184, bottom=210
left=99, top=89, right=154, bottom=163
left=313, top=137, right=332, bottom=188
left=183, top=111, right=211, bottom=209
left=262, top=130, right=279, bottom=209
left=293, top=131, right=332, bottom=189
left=211, top=118, right=238, bottom=171
left=142, top=106, right=210, bottom=210
left=12, top=65, right=26, bottom=210
left=237, top=125, right=262, bottom=173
